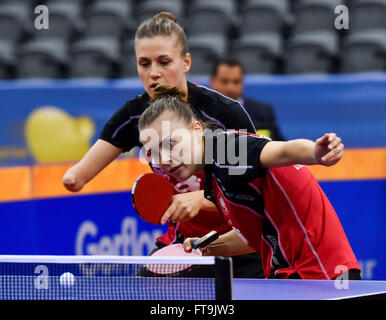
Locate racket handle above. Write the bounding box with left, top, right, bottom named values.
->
left=191, top=231, right=219, bottom=249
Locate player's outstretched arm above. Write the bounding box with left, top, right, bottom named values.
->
left=260, top=133, right=344, bottom=168
left=183, top=229, right=255, bottom=257
left=62, top=139, right=123, bottom=192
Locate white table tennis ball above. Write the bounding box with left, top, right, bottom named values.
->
left=59, top=272, right=75, bottom=286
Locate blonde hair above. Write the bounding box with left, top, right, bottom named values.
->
left=135, top=12, right=188, bottom=56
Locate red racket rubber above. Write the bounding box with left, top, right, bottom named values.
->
left=131, top=173, right=174, bottom=225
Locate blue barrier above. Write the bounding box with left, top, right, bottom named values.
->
left=0, top=191, right=167, bottom=257
left=321, top=179, right=385, bottom=280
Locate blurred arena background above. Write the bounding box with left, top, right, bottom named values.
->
left=0, top=0, right=385, bottom=279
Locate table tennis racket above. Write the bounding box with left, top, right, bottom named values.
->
left=131, top=173, right=174, bottom=225
left=146, top=231, right=219, bottom=275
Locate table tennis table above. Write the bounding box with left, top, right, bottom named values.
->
left=1, top=255, right=385, bottom=300
left=233, top=278, right=386, bottom=300
left=2, top=276, right=385, bottom=300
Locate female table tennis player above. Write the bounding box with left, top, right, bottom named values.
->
left=62, top=12, right=264, bottom=277
left=137, top=85, right=361, bottom=280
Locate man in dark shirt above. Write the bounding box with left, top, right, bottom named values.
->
left=210, top=58, right=285, bottom=141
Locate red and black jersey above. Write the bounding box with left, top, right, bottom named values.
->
left=151, top=169, right=234, bottom=245
left=204, top=131, right=361, bottom=280
left=99, top=81, right=256, bottom=244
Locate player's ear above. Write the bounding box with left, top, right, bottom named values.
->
left=193, top=121, right=204, bottom=146
left=183, top=53, right=191, bottom=73
left=193, top=120, right=203, bottom=132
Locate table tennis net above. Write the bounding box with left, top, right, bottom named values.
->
left=0, top=255, right=232, bottom=300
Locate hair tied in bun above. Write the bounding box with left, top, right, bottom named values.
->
left=153, top=11, right=178, bottom=23
left=152, top=84, right=187, bottom=102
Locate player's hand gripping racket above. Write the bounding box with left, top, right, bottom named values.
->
left=131, top=173, right=174, bottom=225
left=146, top=231, right=219, bottom=275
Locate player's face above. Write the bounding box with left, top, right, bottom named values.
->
left=210, top=65, right=244, bottom=101
left=135, top=35, right=191, bottom=98
left=140, top=111, right=204, bottom=181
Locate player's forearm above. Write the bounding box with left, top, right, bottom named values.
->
left=281, top=139, right=319, bottom=165
left=74, top=140, right=123, bottom=181
left=199, top=190, right=219, bottom=212
left=261, top=133, right=344, bottom=168
left=63, top=139, right=123, bottom=191
left=260, top=139, right=318, bottom=168
left=204, top=230, right=256, bottom=256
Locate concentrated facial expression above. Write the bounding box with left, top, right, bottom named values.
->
left=140, top=111, right=204, bottom=181
left=210, top=64, right=244, bottom=101
left=135, top=35, right=191, bottom=97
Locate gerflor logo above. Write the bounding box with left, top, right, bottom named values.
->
left=75, top=217, right=164, bottom=256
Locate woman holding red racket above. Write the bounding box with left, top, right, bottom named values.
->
left=137, top=85, right=361, bottom=280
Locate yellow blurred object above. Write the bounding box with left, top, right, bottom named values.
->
left=256, top=129, right=271, bottom=139
left=25, top=106, right=95, bottom=163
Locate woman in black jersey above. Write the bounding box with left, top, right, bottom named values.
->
left=62, top=12, right=264, bottom=278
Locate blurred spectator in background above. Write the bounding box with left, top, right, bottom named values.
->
left=210, top=58, right=285, bottom=141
